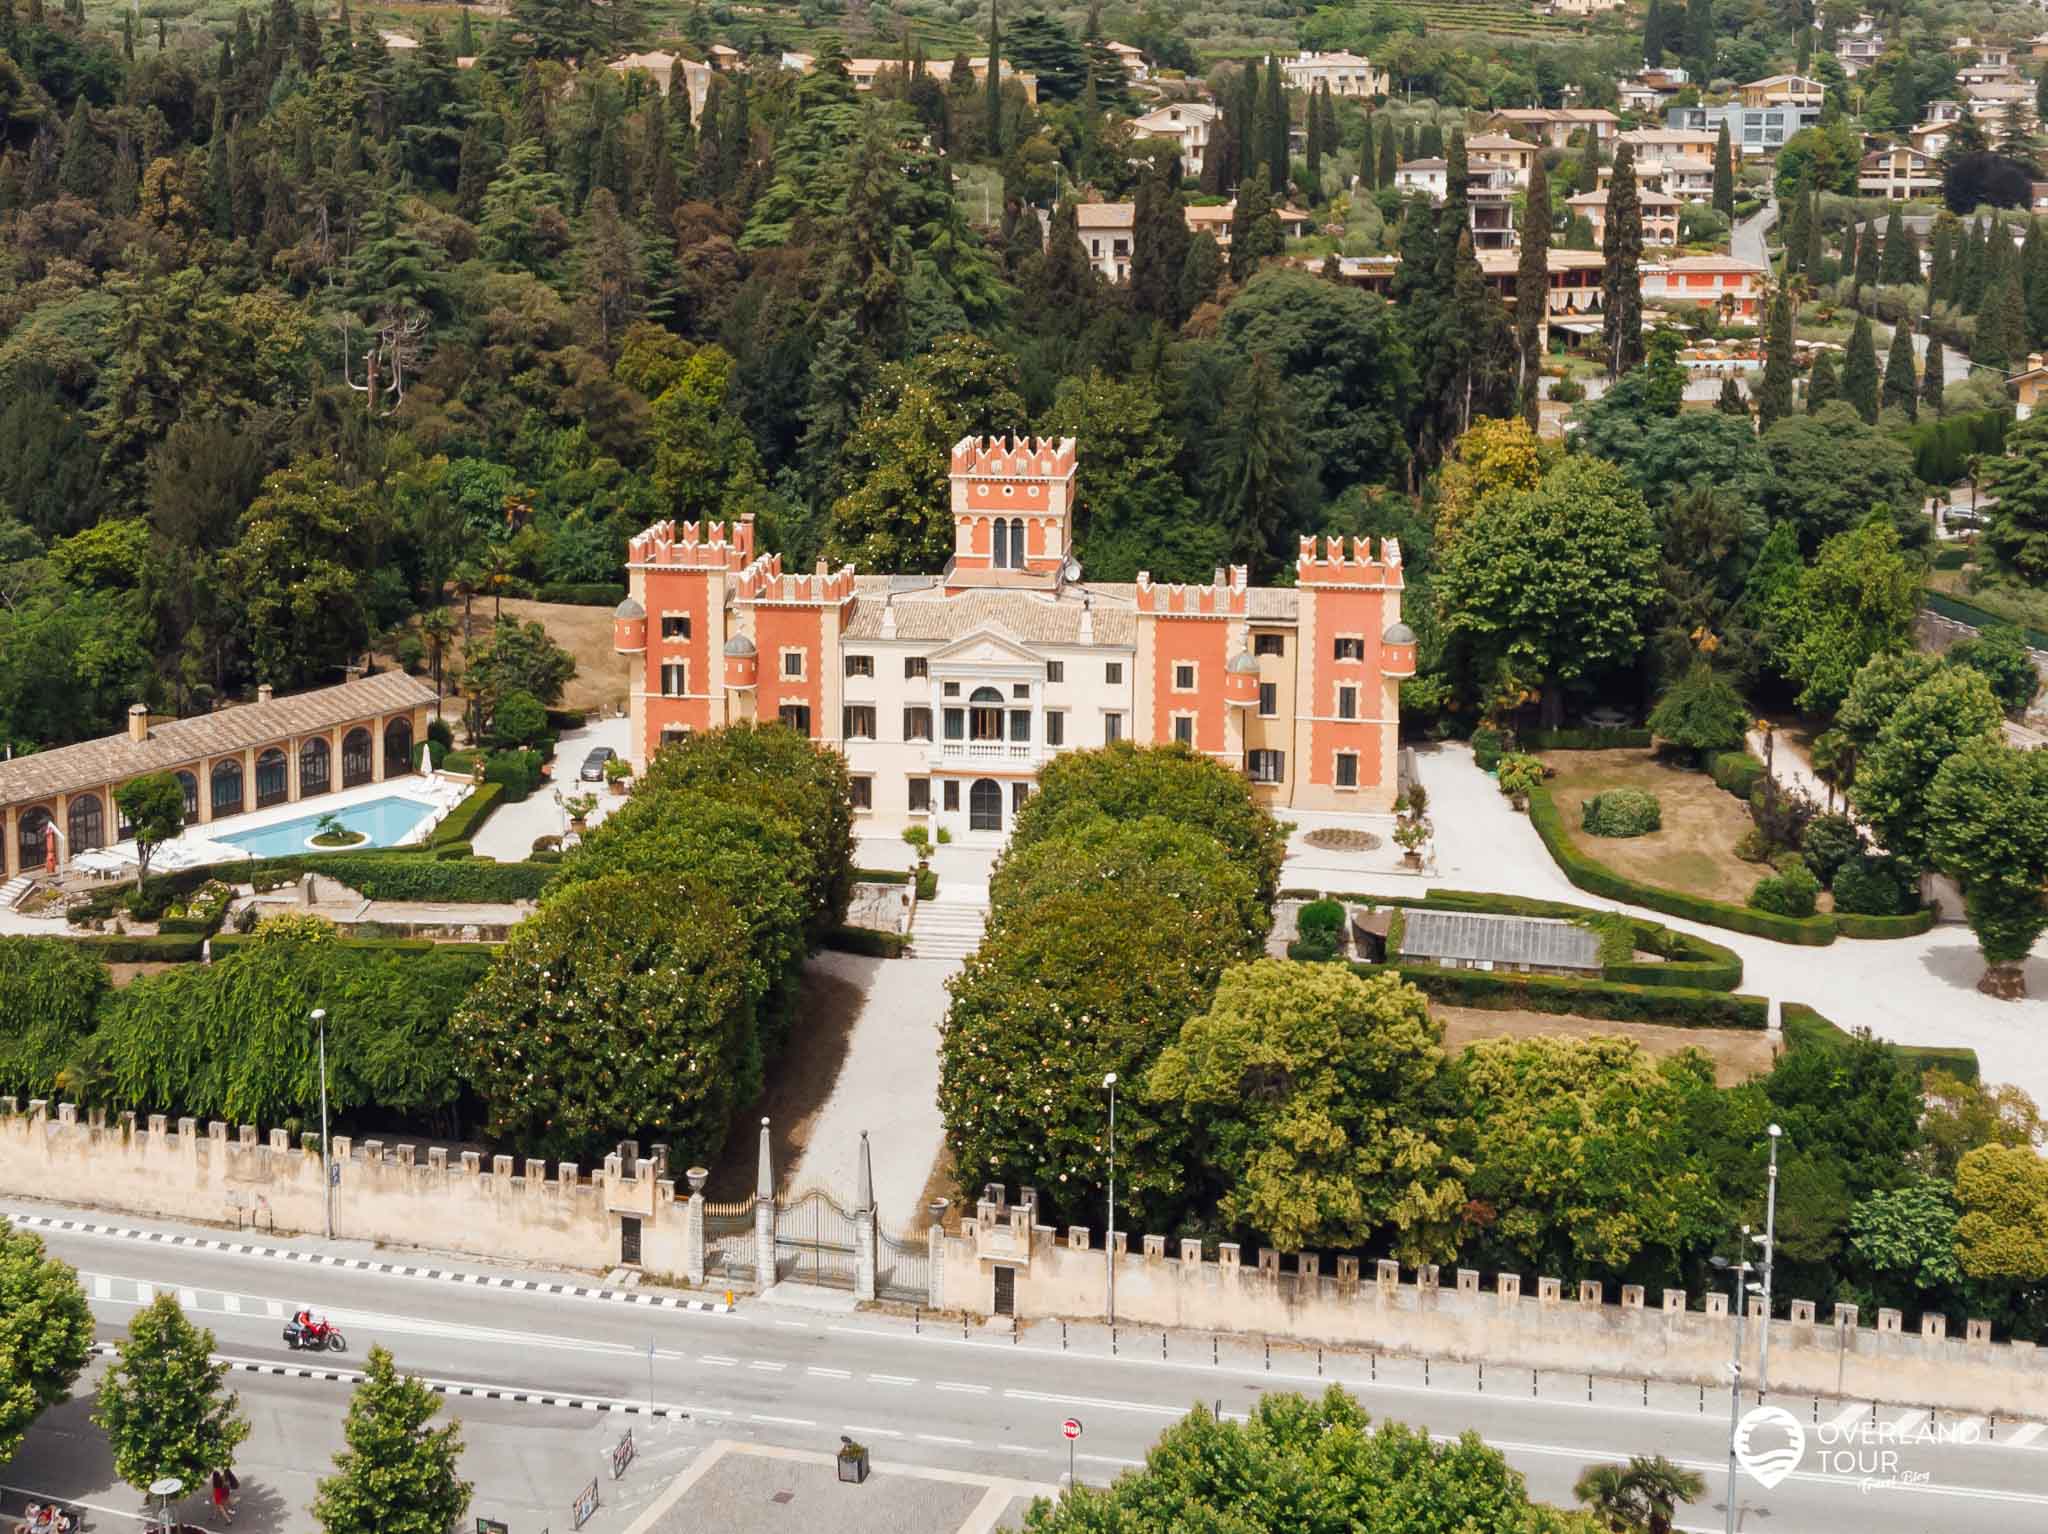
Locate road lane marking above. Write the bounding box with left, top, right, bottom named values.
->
left=699, top=1356, right=738, bottom=1367
left=1005, top=1388, right=1181, bottom=1417
left=1077, top=1454, right=1141, bottom=1467
left=179, top=1287, right=197, bottom=1307
left=937, top=1382, right=990, bottom=1394
left=748, top=1361, right=786, bottom=1372
left=918, top=1434, right=972, bottom=1446
left=992, top=1446, right=1049, bottom=1457
left=1889, top=1409, right=1925, bottom=1435
left=752, top=1414, right=817, bottom=1427
left=775, top=1321, right=809, bottom=1330
left=807, top=1367, right=851, bottom=1380
left=91, top=1275, right=109, bottom=1299
left=1824, top=1403, right=1869, bottom=1433
left=844, top=1425, right=904, bottom=1438
left=868, top=1374, right=916, bottom=1385
left=2006, top=1423, right=2044, bottom=1447
left=222, top=1293, right=241, bottom=1314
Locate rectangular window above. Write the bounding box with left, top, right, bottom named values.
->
left=843, top=705, right=876, bottom=740
left=1012, top=782, right=1030, bottom=813
left=1333, top=636, right=1365, bottom=661
left=1336, top=752, right=1359, bottom=788
left=943, top=779, right=960, bottom=812
left=779, top=704, right=812, bottom=736
left=943, top=681, right=960, bottom=697
left=1248, top=749, right=1286, bottom=784
left=660, top=726, right=690, bottom=747
left=660, top=663, right=687, bottom=697
left=849, top=776, right=872, bottom=810
left=1104, top=712, right=1124, bottom=743
left=1010, top=710, right=1032, bottom=743
left=660, top=615, right=690, bottom=640
left=1258, top=682, right=1278, bottom=717
left=908, top=777, right=931, bottom=813
left=844, top=654, right=874, bottom=679
left=782, top=650, right=805, bottom=679
left=1045, top=661, right=1064, bottom=683
left=1254, top=633, right=1285, bottom=656
left=944, top=709, right=964, bottom=741
left=1337, top=686, right=1358, bottom=720
left=1173, top=663, right=1196, bottom=691
left=1173, top=715, right=1194, bottom=745
left=904, top=706, right=933, bottom=741
left=905, top=657, right=929, bottom=680
left=1105, top=662, right=1123, bottom=685
left=1045, top=711, right=1065, bottom=747
left=1012, top=683, right=1030, bottom=701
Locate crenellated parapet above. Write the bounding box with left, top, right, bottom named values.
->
left=1134, top=566, right=1250, bottom=618
left=628, top=516, right=757, bottom=571
left=733, top=553, right=858, bottom=607
left=949, top=434, right=1078, bottom=481
left=1295, top=535, right=1404, bottom=588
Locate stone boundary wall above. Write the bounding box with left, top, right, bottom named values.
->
left=939, top=1191, right=2047, bottom=1417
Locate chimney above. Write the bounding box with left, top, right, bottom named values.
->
left=127, top=704, right=149, bottom=744
left=256, top=683, right=274, bottom=705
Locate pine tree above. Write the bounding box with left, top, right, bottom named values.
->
left=1842, top=314, right=1880, bottom=422
left=1882, top=317, right=1918, bottom=420
left=1921, top=334, right=1946, bottom=415
left=1880, top=207, right=1916, bottom=286
left=1852, top=214, right=1879, bottom=299
left=1805, top=349, right=1839, bottom=413
left=1718, top=375, right=1748, bottom=415
left=1517, top=149, right=1549, bottom=429
left=1712, top=120, right=1733, bottom=219
left=312, top=1346, right=470, bottom=1534
left=1601, top=142, right=1644, bottom=377
left=1757, top=288, right=1795, bottom=433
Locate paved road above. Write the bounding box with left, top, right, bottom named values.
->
left=1732, top=198, right=1774, bottom=267
left=5, top=1203, right=2047, bottom=1534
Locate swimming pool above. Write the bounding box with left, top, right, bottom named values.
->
left=212, top=797, right=436, bottom=859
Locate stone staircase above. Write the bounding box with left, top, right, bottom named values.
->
left=909, top=889, right=989, bottom=961
left=0, top=874, right=38, bottom=912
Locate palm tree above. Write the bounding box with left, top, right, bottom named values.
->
left=1574, top=1456, right=1706, bottom=1534
left=479, top=545, right=520, bottom=623
left=419, top=608, right=455, bottom=704
left=450, top=562, right=481, bottom=640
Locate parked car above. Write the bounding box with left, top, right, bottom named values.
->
left=579, top=746, right=617, bottom=783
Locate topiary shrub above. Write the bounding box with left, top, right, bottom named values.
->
left=1582, top=788, right=1662, bottom=837
left=1290, top=897, right=1346, bottom=961
left=492, top=689, right=549, bottom=749
left=483, top=749, right=543, bottom=803
left=1749, top=862, right=1821, bottom=918
left=1800, top=813, right=1863, bottom=886
left=1831, top=855, right=1913, bottom=916
left=1712, top=752, right=1765, bottom=800
left=1472, top=725, right=1504, bottom=773
left=1496, top=753, right=1546, bottom=803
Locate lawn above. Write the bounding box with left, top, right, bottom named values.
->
left=1538, top=748, right=1759, bottom=907
left=1436, top=1005, right=1773, bottom=1086
left=451, top=597, right=634, bottom=720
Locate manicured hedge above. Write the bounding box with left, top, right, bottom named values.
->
left=854, top=868, right=911, bottom=885
left=73, top=934, right=207, bottom=962
left=208, top=933, right=500, bottom=961
left=535, top=582, right=628, bottom=607
left=1526, top=784, right=1838, bottom=945
left=1284, top=887, right=1747, bottom=990
left=1780, top=1002, right=1978, bottom=1082
left=1524, top=727, right=1654, bottom=750
left=281, top=854, right=554, bottom=903
left=428, top=782, right=502, bottom=846
left=824, top=925, right=909, bottom=958
left=1349, top=961, right=1771, bottom=1030
left=1932, top=548, right=1969, bottom=571
left=1833, top=907, right=1937, bottom=939
left=1711, top=752, right=1766, bottom=800
left=1922, top=590, right=2048, bottom=653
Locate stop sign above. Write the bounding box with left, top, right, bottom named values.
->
left=1061, top=1417, right=1083, bottom=1440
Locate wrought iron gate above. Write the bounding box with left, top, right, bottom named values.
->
left=876, top=1227, right=929, bottom=1303
left=775, top=1189, right=859, bottom=1288
left=704, top=1201, right=756, bottom=1284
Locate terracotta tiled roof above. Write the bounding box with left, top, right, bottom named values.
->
left=0, top=674, right=438, bottom=807
left=1075, top=202, right=1136, bottom=228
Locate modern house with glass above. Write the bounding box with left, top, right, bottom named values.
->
left=616, top=436, right=1413, bottom=838
left=0, top=674, right=437, bottom=877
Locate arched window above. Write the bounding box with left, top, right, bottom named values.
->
left=968, top=686, right=1005, bottom=742
left=341, top=728, right=373, bottom=788
left=68, top=793, right=104, bottom=854
left=211, top=760, right=244, bottom=818
left=1009, top=518, right=1026, bottom=568
left=175, top=771, right=199, bottom=822
left=254, top=748, right=289, bottom=808
left=968, top=778, right=1003, bottom=832
left=991, top=518, right=1009, bottom=569
left=16, top=807, right=53, bottom=874
left=383, top=717, right=413, bottom=778
left=300, top=737, right=331, bottom=797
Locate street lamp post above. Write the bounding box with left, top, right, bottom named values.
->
left=1712, top=1229, right=1761, bottom=1534
left=1758, top=1124, right=1783, bottom=1392
left=312, top=1007, right=332, bottom=1241
left=1103, top=1072, right=1117, bottom=1327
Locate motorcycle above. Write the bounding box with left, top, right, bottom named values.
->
left=23, top=1501, right=78, bottom=1534
left=282, top=1316, right=347, bottom=1353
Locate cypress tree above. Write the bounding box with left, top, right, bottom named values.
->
left=455, top=119, right=489, bottom=219
left=1842, top=314, right=1880, bottom=422
left=1401, top=122, right=1416, bottom=161
left=1797, top=19, right=1812, bottom=72
left=1806, top=349, right=1839, bottom=412
left=1234, top=59, right=1258, bottom=192
left=1305, top=83, right=1323, bottom=194
left=1131, top=162, right=1189, bottom=323
left=1718, top=376, right=1748, bottom=415
left=1880, top=206, right=1916, bottom=286
left=1994, top=271, right=2029, bottom=369
left=1852, top=215, right=1879, bottom=298
left=1882, top=318, right=1918, bottom=420
left=1263, top=53, right=1286, bottom=195
left=1712, top=120, right=1733, bottom=219
left=1921, top=334, right=1945, bottom=415
left=1957, top=217, right=1986, bottom=312
left=1601, top=142, right=1644, bottom=377
left=1439, top=127, right=1468, bottom=289
left=1803, top=184, right=1820, bottom=274
left=26, top=0, right=40, bottom=26
left=1180, top=228, right=1222, bottom=312
left=1419, top=121, right=1443, bottom=157
left=1359, top=115, right=1377, bottom=190
left=985, top=0, right=1002, bottom=154
left=2025, top=215, right=2048, bottom=347
left=1684, top=0, right=1714, bottom=82
left=1781, top=177, right=1809, bottom=277
left=158, top=15, right=166, bottom=50
left=57, top=96, right=96, bottom=198
left=1644, top=0, right=1666, bottom=65
left=1378, top=121, right=1397, bottom=186
left=1927, top=214, right=1955, bottom=304
left=1839, top=217, right=1857, bottom=281
left=1757, top=289, right=1795, bottom=433
left=1518, top=149, right=1550, bottom=429
left=1230, top=166, right=1276, bottom=281
left=122, top=11, right=133, bottom=59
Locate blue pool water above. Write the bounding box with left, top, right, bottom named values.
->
left=213, top=797, right=435, bottom=858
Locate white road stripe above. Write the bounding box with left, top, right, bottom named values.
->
left=868, top=1374, right=916, bottom=1385
left=1889, top=1409, right=1925, bottom=1435
left=843, top=1425, right=904, bottom=1438
left=748, top=1361, right=786, bottom=1372
left=993, top=1446, right=1050, bottom=1457
left=265, top=1299, right=282, bottom=1319
left=937, top=1381, right=990, bottom=1394
left=1006, top=1388, right=1182, bottom=1418
left=751, top=1414, right=817, bottom=1427
left=918, top=1433, right=973, bottom=1446
left=807, top=1367, right=851, bottom=1380
left=222, top=1293, right=241, bottom=1314
left=1952, top=1416, right=1986, bottom=1442
left=2005, top=1423, right=2044, bottom=1447
left=698, top=1356, right=737, bottom=1367
left=91, top=1275, right=110, bottom=1299
left=1825, top=1403, right=1869, bottom=1433
left=178, top=1287, right=198, bottom=1308
left=1077, top=1454, right=1142, bottom=1467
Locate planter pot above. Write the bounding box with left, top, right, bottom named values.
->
left=1401, top=851, right=1423, bottom=870
left=837, top=1448, right=870, bottom=1484
left=569, top=819, right=588, bottom=834
left=609, top=779, right=629, bottom=795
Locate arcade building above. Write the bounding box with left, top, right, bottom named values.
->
left=615, top=436, right=1411, bottom=838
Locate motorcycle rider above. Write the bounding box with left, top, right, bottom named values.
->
left=291, top=1307, right=323, bottom=1341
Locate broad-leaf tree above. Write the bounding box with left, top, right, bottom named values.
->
left=1781, top=518, right=1921, bottom=714
left=1928, top=738, right=2048, bottom=998
left=0, top=1218, right=93, bottom=1465
left=313, top=1345, right=471, bottom=1534
left=1851, top=664, right=2003, bottom=872
left=114, top=772, right=185, bottom=885
left=94, top=1295, right=250, bottom=1495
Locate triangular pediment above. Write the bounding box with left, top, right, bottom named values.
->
left=927, top=625, right=1042, bottom=667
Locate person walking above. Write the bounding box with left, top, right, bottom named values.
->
left=210, top=1470, right=235, bottom=1525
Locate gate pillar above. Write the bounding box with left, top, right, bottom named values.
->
left=684, top=1166, right=708, bottom=1287
left=752, top=1117, right=776, bottom=1291
left=854, top=1131, right=878, bottom=1302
